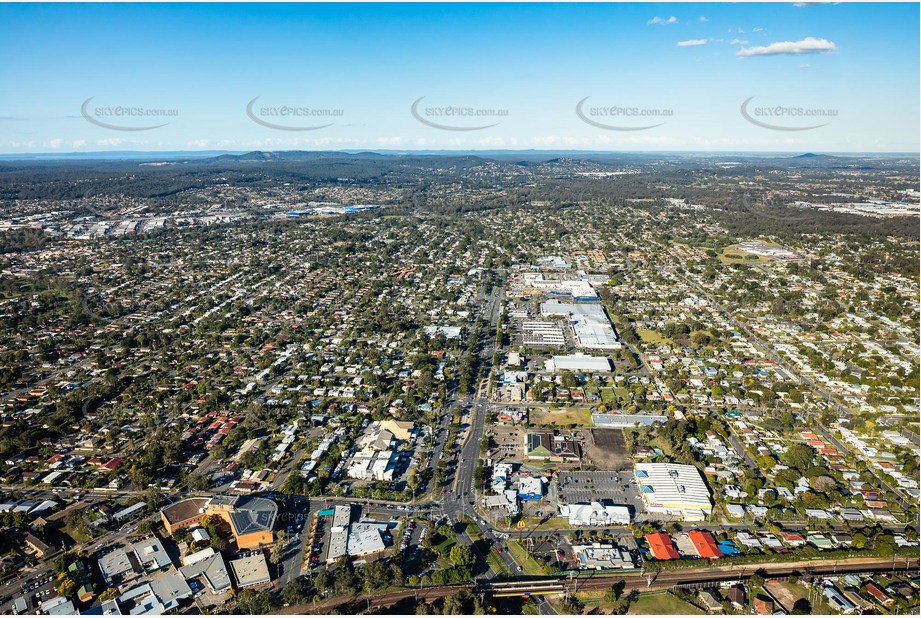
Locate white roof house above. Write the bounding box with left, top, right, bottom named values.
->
left=560, top=502, right=631, bottom=526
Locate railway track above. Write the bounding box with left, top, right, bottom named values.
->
left=280, top=556, right=918, bottom=614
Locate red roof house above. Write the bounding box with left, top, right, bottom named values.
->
left=645, top=532, right=680, bottom=561
left=688, top=530, right=723, bottom=560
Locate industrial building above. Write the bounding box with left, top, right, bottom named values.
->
left=635, top=463, right=712, bottom=520
left=229, top=553, right=272, bottom=590
left=544, top=353, right=612, bottom=373
left=592, top=413, right=668, bottom=428
left=117, top=572, right=192, bottom=615
left=540, top=300, right=621, bottom=350
left=517, top=476, right=546, bottom=501
left=179, top=550, right=231, bottom=595
left=571, top=543, right=635, bottom=570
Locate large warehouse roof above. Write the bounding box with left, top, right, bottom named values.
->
left=544, top=353, right=612, bottom=373
left=635, top=463, right=712, bottom=518
left=540, top=300, right=620, bottom=350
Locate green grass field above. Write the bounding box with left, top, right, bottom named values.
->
left=464, top=521, right=510, bottom=577
left=626, top=592, right=704, bottom=615
left=432, top=530, right=457, bottom=569
left=506, top=539, right=545, bottom=576
left=530, top=407, right=593, bottom=426
left=599, top=387, right=616, bottom=404
left=518, top=516, right=570, bottom=530
left=718, top=244, right=771, bottom=264
left=636, top=328, right=670, bottom=345
left=613, top=387, right=630, bottom=402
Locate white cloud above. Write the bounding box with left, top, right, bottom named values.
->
left=188, top=139, right=209, bottom=148
left=698, top=16, right=709, bottom=23
left=730, top=39, right=749, bottom=45
left=677, top=39, right=708, bottom=47
left=48, top=138, right=64, bottom=149
left=377, top=136, right=402, bottom=146
left=737, top=36, right=837, bottom=57
left=72, top=139, right=87, bottom=149
left=648, top=16, right=678, bottom=25
left=96, top=138, right=126, bottom=147
left=800, top=63, right=812, bottom=68
left=753, top=27, right=764, bottom=32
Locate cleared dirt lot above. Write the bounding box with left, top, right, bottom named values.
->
left=530, top=407, right=593, bottom=427
left=584, top=428, right=631, bottom=470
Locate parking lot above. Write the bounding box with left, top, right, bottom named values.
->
left=555, top=470, right=645, bottom=515
left=489, top=425, right=524, bottom=461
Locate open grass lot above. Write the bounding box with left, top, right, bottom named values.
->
left=518, top=516, right=570, bottom=530
left=506, top=539, right=546, bottom=576
left=718, top=244, right=772, bottom=264
left=464, top=521, right=510, bottom=577
left=530, top=407, right=593, bottom=427
left=432, top=530, right=457, bottom=569
left=765, top=581, right=835, bottom=614
left=636, top=328, right=671, bottom=345
left=613, top=387, right=630, bottom=402
left=626, top=592, right=704, bottom=615
left=598, top=387, right=616, bottom=404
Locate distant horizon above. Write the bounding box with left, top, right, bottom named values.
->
left=0, top=148, right=919, bottom=162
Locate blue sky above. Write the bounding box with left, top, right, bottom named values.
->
left=0, top=2, right=918, bottom=153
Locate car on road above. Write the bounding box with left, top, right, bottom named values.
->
left=517, top=566, right=522, bottom=572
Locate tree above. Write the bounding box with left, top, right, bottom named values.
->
left=780, top=409, right=795, bottom=428
left=791, top=599, right=812, bottom=614
left=282, top=578, right=307, bottom=606
left=57, top=578, right=76, bottom=599
left=442, top=590, right=480, bottom=615
left=236, top=589, right=276, bottom=614
left=522, top=598, right=540, bottom=615
left=271, top=531, right=288, bottom=564
left=560, top=594, right=584, bottom=614
left=99, top=588, right=120, bottom=601
left=783, top=443, right=815, bottom=472
left=852, top=532, right=868, bottom=549
left=449, top=544, right=475, bottom=568
left=875, top=534, right=896, bottom=557
left=186, top=472, right=208, bottom=491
